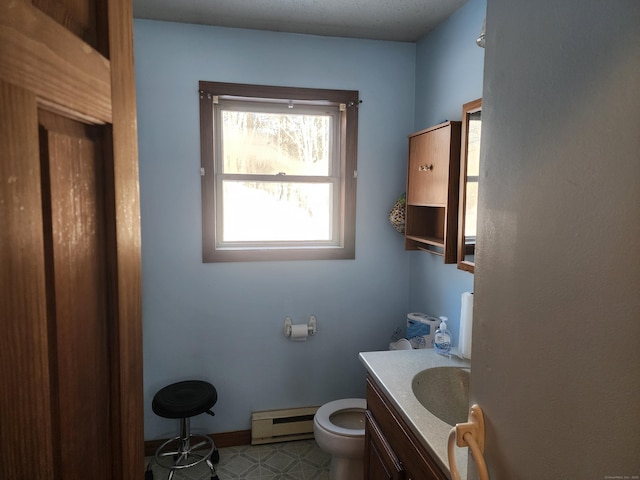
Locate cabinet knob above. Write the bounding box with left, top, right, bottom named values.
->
left=419, top=164, right=434, bottom=172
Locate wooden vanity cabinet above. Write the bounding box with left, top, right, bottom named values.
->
left=404, top=121, right=461, bottom=263
left=365, top=377, right=449, bottom=480
left=365, top=411, right=405, bottom=480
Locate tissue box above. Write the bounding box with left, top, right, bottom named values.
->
left=406, top=312, right=439, bottom=349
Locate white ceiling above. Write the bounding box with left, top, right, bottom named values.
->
left=132, top=0, right=469, bottom=43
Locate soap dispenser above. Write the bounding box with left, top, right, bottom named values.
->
left=434, top=316, right=451, bottom=355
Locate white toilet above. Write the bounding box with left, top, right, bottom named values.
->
left=313, top=398, right=367, bottom=480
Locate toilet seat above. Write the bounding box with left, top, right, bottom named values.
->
left=314, top=398, right=366, bottom=437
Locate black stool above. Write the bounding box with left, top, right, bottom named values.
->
left=146, top=380, right=219, bottom=480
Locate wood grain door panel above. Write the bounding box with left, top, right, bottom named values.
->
left=31, top=0, right=108, bottom=52
left=39, top=109, right=112, bottom=480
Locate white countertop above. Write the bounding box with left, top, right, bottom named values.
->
left=359, top=348, right=471, bottom=479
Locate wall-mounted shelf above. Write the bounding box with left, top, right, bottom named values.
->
left=404, top=121, right=461, bottom=263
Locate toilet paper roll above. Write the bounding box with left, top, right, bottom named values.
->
left=459, top=292, right=474, bottom=359
left=289, top=323, right=308, bottom=341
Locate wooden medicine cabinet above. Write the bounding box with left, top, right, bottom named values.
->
left=404, top=121, right=461, bottom=263
left=457, top=98, right=482, bottom=273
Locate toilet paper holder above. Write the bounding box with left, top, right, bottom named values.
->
left=284, top=315, right=317, bottom=337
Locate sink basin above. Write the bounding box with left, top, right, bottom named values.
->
left=411, top=367, right=470, bottom=426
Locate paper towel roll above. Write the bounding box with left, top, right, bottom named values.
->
left=290, top=323, right=308, bottom=341
left=459, top=292, right=474, bottom=359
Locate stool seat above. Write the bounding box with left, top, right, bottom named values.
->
left=152, top=380, right=217, bottom=419
left=147, top=380, right=219, bottom=480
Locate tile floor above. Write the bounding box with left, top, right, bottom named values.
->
left=146, top=439, right=331, bottom=480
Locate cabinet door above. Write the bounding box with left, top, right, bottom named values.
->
left=367, top=378, right=450, bottom=480
left=365, top=411, right=405, bottom=480
left=407, top=124, right=452, bottom=206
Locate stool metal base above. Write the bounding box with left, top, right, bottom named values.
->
left=150, top=418, right=219, bottom=480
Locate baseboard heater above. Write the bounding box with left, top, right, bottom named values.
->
left=251, top=406, right=319, bottom=445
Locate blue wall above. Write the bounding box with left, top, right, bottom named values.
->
left=415, top=0, right=487, bottom=129
left=134, top=0, right=486, bottom=440
left=409, top=0, right=485, bottom=349
left=134, top=20, right=416, bottom=439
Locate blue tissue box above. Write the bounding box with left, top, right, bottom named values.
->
left=407, top=319, right=433, bottom=337
left=406, top=313, right=439, bottom=349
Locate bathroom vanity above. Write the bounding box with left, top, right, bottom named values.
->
left=360, top=349, right=470, bottom=479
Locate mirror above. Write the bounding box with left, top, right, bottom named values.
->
left=458, top=98, right=482, bottom=273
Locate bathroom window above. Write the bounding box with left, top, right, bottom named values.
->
left=199, top=81, right=359, bottom=262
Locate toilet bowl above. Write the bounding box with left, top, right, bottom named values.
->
left=313, top=398, right=367, bottom=480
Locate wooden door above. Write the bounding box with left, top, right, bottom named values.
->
left=407, top=123, right=457, bottom=207
left=0, top=1, right=143, bottom=479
